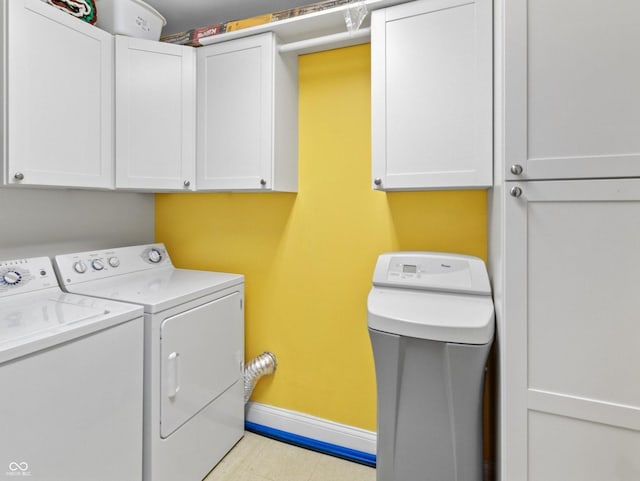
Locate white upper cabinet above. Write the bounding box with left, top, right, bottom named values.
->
left=196, top=32, right=298, bottom=192
left=115, top=36, right=196, bottom=191
left=505, top=0, right=640, bottom=181
left=371, top=0, right=492, bottom=191
left=2, top=0, right=114, bottom=189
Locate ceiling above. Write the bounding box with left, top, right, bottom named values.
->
left=145, top=0, right=322, bottom=36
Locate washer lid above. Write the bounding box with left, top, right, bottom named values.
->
left=367, top=287, right=494, bottom=345
left=0, top=290, right=143, bottom=363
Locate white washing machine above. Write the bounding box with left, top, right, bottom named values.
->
left=0, top=256, right=144, bottom=481
left=54, top=243, right=245, bottom=481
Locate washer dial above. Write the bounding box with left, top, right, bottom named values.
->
left=92, top=259, right=105, bottom=271
left=148, top=248, right=163, bottom=264
left=1, top=270, right=22, bottom=286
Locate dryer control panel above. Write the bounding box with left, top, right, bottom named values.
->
left=0, top=257, right=59, bottom=296
left=54, top=244, right=172, bottom=285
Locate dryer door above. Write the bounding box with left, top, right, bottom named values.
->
left=160, top=291, right=243, bottom=438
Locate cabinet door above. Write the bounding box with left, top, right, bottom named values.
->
left=371, top=0, right=492, bottom=191
left=505, top=0, right=640, bottom=181
left=197, top=33, right=273, bottom=191
left=5, top=0, right=114, bottom=189
left=115, top=37, right=196, bottom=191
left=503, top=179, right=640, bottom=481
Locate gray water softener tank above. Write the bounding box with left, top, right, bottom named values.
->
left=367, top=252, right=494, bottom=481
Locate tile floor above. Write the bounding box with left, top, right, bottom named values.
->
left=204, top=432, right=376, bottom=481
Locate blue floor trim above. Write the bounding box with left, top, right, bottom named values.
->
left=245, top=420, right=377, bottom=468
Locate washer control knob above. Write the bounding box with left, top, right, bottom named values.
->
left=2, top=271, right=21, bottom=285
left=108, top=257, right=120, bottom=268
left=73, top=261, right=87, bottom=274
left=148, top=248, right=163, bottom=264
left=92, top=259, right=105, bottom=271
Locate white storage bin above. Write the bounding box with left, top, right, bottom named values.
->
left=95, top=0, right=166, bottom=40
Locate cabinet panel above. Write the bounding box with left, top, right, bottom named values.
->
left=371, top=0, right=492, bottom=191
left=5, top=0, right=113, bottom=188
left=527, top=199, right=640, bottom=407
left=505, top=0, right=640, bottom=180
left=529, top=411, right=640, bottom=481
left=503, top=179, right=640, bottom=480
left=196, top=32, right=297, bottom=192
left=115, top=37, right=195, bottom=191
left=199, top=39, right=267, bottom=188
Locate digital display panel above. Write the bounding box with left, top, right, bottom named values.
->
left=402, top=264, right=417, bottom=273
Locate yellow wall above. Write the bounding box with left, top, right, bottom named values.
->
left=155, top=44, right=487, bottom=431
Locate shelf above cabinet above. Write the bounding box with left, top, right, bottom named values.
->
left=197, top=0, right=411, bottom=54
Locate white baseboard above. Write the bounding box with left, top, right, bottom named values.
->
left=245, top=402, right=377, bottom=455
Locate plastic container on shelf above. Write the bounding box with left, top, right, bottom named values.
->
left=95, top=0, right=166, bottom=41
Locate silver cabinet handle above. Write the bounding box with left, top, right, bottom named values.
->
left=14, top=172, right=24, bottom=181
left=183, top=180, right=191, bottom=188
left=260, top=179, right=267, bottom=186
left=510, top=164, right=523, bottom=175
left=510, top=186, right=523, bottom=198
left=374, top=178, right=382, bottom=186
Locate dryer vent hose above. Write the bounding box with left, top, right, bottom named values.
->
left=244, top=351, right=277, bottom=403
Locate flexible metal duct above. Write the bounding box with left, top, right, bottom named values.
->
left=244, top=352, right=277, bottom=403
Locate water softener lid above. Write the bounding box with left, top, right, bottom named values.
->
left=367, top=287, right=494, bottom=345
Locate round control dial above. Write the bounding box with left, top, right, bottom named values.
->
left=92, top=259, right=105, bottom=271
left=148, top=248, right=163, bottom=264
left=108, top=257, right=120, bottom=268
left=1, top=270, right=22, bottom=286
left=73, top=261, right=87, bottom=274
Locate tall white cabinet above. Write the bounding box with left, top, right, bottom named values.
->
left=502, top=180, right=640, bottom=481
left=371, top=0, right=492, bottom=191
left=196, top=32, right=298, bottom=192
left=2, top=0, right=114, bottom=189
left=492, top=1, right=640, bottom=480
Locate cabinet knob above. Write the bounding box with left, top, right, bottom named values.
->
left=14, top=172, right=24, bottom=181
left=260, top=179, right=267, bottom=186
left=510, top=164, right=523, bottom=175
left=183, top=180, right=191, bottom=188
left=374, top=178, right=382, bottom=186
left=510, top=186, right=523, bottom=198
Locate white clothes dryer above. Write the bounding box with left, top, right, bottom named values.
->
left=54, top=244, right=245, bottom=481
left=0, top=256, right=144, bottom=481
